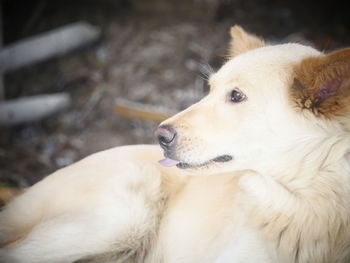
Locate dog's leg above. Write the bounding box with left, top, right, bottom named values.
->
left=0, top=145, right=171, bottom=263
left=238, top=171, right=348, bottom=263
left=238, top=171, right=297, bottom=212
left=0, top=187, right=161, bottom=263
left=238, top=172, right=307, bottom=263
left=1, top=192, right=162, bottom=263
left=1, top=211, right=132, bottom=263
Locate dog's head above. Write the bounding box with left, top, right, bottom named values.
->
left=156, top=26, right=350, bottom=173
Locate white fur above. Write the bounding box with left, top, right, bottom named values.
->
left=1, top=39, right=350, bottom=263
left=0, top=146, right=165, bottom=263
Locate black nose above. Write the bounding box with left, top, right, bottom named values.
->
left=155, top=125, right=177, bottom=149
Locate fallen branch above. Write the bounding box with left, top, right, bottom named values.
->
left=0, top=22, right=101, bottom=73
left=114, top=98, right=174, bottom=123
left=0, top=187, right=23, bottom=205
left=0, top=93, right=71, bottom=126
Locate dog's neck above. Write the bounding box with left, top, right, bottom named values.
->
left=261, top=133, right=350, bottom=186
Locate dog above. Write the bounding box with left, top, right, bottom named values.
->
left=1, top=25, right=350, bottom=263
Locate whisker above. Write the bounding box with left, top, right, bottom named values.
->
left=198, top=63, right=215, bottom=81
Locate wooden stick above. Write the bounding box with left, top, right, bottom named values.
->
left=114, top=98, right=174, bottom=123
left=0, top=187, right=23, bottom=204
left=0, top=93, right=71, bottom=126
left=0, top=22, right=101, bottom=73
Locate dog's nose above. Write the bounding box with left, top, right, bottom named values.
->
left=155, top=125, right=177, bottom=148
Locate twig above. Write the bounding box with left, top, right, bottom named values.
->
left=0, top=93, right=71, bottom=126
left=0, top=22, right=101, bottom=73
left=114, top=98, right=174, bottom=123
left=0, top=187, right=23, bottom=205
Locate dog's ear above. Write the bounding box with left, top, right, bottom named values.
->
left=291, top=48, right=350, bottom=117
left=228, top=25, right=265, bottom=58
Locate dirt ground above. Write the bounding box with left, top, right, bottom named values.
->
left=1, top=0, right=350, bottom=187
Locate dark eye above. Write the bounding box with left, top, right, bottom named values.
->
left=230, top=89, right=246, bottom=103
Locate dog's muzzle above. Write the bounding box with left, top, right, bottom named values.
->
left=155, top=125, right=233, bottom=169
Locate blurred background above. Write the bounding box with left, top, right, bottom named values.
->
left=0, top=0, right=349, bottom=192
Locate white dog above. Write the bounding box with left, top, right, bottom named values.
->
left=1, top=26, right=350, bottom=263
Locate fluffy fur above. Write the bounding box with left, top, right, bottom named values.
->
left=1, top=26, right=350, bottom=263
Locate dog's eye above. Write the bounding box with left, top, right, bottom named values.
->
left=230, top=90, right=246, bottom=103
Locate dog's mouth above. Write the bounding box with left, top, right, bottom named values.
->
left=159, top=155, right=233, bottom=169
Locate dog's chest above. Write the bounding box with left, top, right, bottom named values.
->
left=147, top=210, right=274, bottom=263
left=145, top=175, right=275, bottom=263
left=214, top=225, right=275, bottom=263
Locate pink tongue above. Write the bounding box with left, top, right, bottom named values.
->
left=159, top=158, right=180, bottom=167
